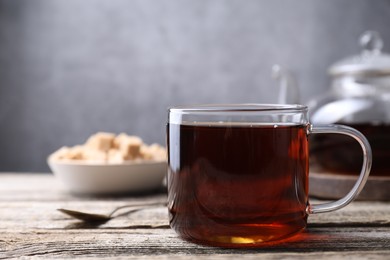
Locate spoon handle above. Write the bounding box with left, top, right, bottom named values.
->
left=108, top=201, right=167, bottom=217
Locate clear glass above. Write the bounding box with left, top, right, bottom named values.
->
left=167, top=104, right=372, bottom=248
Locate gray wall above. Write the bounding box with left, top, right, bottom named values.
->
left=1, top=0, right=390, bottom=172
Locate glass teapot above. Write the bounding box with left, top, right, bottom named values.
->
left=309, top=31, right=390, bottom=125
left=274, top=31, right=390, bottom=177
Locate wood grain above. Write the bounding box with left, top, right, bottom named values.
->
left=0, top=174, right=389, bottom=259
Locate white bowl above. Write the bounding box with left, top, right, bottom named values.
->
left=48, top=159, right=167, bottom=195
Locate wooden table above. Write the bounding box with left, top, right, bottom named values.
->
left=1, top=173, right=389, bottom=259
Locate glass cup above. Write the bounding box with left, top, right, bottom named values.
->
left=166, top=104, right=372, bottom=248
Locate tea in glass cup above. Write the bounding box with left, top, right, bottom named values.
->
left=167, top=104, right=371, bottom=248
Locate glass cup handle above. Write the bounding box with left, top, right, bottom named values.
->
left=306, top=124, right=372, bottom=214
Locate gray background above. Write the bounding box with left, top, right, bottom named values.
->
left=1, top=0, right=390, bottom=172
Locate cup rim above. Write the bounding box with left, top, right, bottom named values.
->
left=169, top=103, right=308, bottom=113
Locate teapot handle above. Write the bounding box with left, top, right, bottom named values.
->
left=272, top=64, right=300, bottom=104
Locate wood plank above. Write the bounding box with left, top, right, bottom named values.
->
left=1, top=227, right=390, bottom=258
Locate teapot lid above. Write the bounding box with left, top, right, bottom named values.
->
left=329, top=31, right=390, bottom=77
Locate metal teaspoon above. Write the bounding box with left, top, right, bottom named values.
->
left=57, top=201, right=166, bottom=223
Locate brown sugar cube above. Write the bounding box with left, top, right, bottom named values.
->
left=82, top=148, right=107, bottom=162
left=140, top=145, right=154, bottom=160
left=67, top=145, right=85, bottom=160
left=119, top=136, right=143, bottom=160
left=140, top=144, right=167, bottom=161
left=149, top=144, right=167, bottom=161
left=50, top=146, right=71, bottom=161
left=113, top=133, right=129, bottom=149
left=108, top=149, right=125, bottom=163
left=85, top=132, right=115, bottom=152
